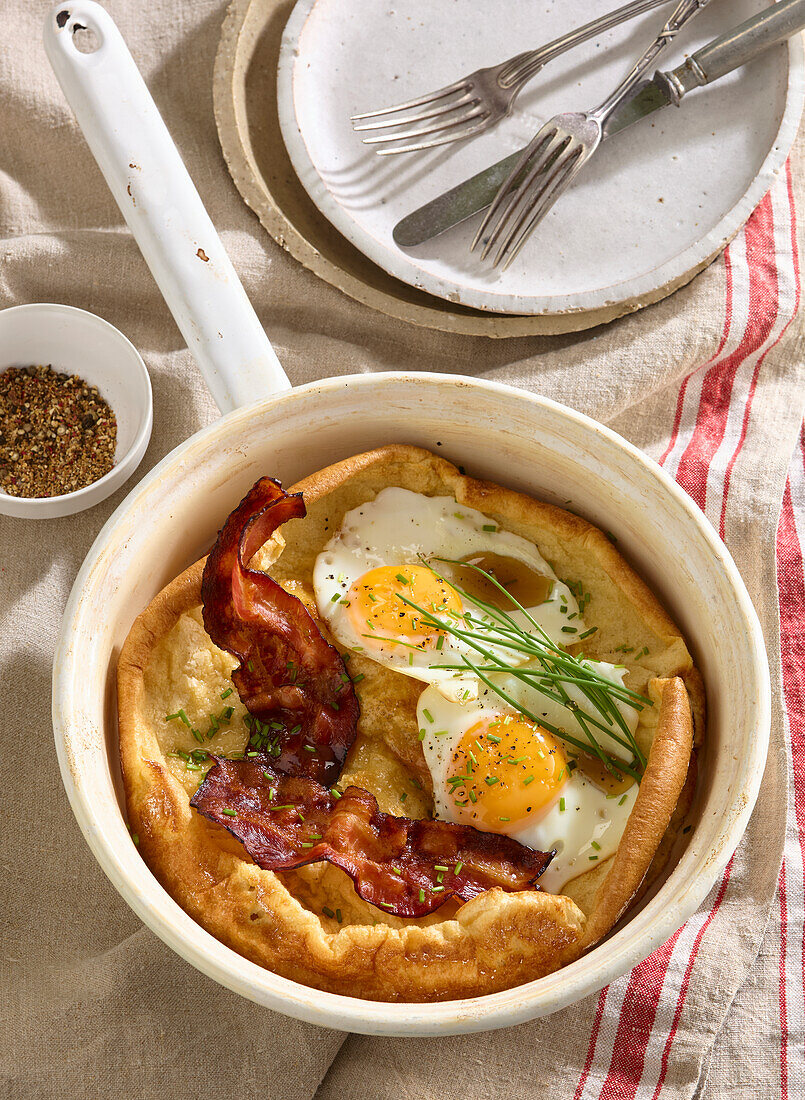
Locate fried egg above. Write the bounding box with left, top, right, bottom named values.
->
left=313, top=488, right=584, bottom=701
left=417, top=662, right=640, bottom=892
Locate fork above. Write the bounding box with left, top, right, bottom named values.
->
left=472, top=0, right=713, bottom=269
left=350, top=0, right=671, bottom=155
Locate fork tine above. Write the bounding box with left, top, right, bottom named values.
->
left=352, top=92, right=477, bottom=132
left=359, top=105, right=487, bottom=147
left=375, top=116, right=494, bottom=156
left=350, top=79, right=469, bottom=121
left=470, top=129, right=556, bottom=254
left=476, top=130, right=567, bottom=259
left=492, top=149, right=581, bottom=267
left=494, top=148, right=585, bottom=269
left=479, top=133, right=570, bottom=260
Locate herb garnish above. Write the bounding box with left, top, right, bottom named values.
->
left=386, top=558, right=651, bottom=781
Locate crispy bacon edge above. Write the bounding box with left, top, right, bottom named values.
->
left=190, top=757, right=553, bottom=918
left=201, top=477, right=360, bottom=787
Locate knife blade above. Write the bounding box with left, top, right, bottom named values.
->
left=392, top=0, right=805, bottom=248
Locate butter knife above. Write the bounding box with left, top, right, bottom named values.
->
left=393, top=0, right=805, bottom=248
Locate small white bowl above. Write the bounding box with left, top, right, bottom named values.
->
left=0, top=303, right=152, bottom=519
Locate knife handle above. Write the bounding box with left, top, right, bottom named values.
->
left=671, top=0, right=805, bottom=92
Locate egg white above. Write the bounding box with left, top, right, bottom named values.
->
left=313, top=488, right=584, bottom=701
left=417, top=663, right=640, bottom=893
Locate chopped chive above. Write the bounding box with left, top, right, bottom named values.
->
left=591, top=841, right=601, bottom=851
left=400, top=792, right=408, bottom=802
left=322, top=906, right=335, bottom=918
left=433, top=729, right=449, bottom=737
left=246, top=751, right=259, bottom=758
left=351, top=673, right=365, bottom=684
left=454, top=862, right=464, bottom=874
left=247, top=661, right=254, bottom=672
left=396, top=573, right=409, bottom=585
left=419, top=889, right=425, bottom=902
left=499, top=816, right=510, bottom=822
left=330, top=788, right=342, bottom=800
left=619, top=794, right=628, bottom=805
left=299, top=842, right=314, bottom=848
left=221, top=808, right=237, bottom=818
left=578, top=627, right=598, bottom=640
left=589, top=855, right=599, bottom=861
left=482, top=524, right=497, bottom=532
left=524, top=775, right=535, bottom=786
left=220, top=688, right=233, bottom=700
left=487, top=734, right=501, bottom=744
left=392, top=867, right=401, bottom=875
left=469, top=790, right=477, bottom=803
left=432, top=885, right=445, bottom=893
left=561, top=626, right=578, bottom=634
left=307, top=833, right=323, bottom=841
left=423, top=709, right=434, bottom=723
left=418, top=729, right=426, bottom=741
left=330, top=592, right=341, bottom=603
left=271, top=804, right=295, bottom=811
left=368, top=592, right=378, bottom=602
left=484, top=776, right=499, bottom=786
left=303, top=745, right=316, bottom=753
left=435, top=636, right=444, bottom=651
left=559, top=797, right=566, bottom=812
left=336, top=909, right=342, bottom=923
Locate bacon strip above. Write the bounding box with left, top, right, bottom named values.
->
left=201, top=477, right=360, bottom=787
left=191, top=757, right=553, bottom=918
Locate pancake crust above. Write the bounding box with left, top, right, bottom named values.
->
left=118, top=445, right=700, bottom=1001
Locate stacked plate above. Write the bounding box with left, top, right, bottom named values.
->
left=214, top=0, right=802, bottom=335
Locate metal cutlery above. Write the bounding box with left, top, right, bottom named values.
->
left=393, top=0, right=805, bottom=249
left=350, top=0, right=672, bottom=155
left=472, top=0, right=713, bottom=269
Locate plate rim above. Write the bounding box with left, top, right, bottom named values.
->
left=276, top=0, right=805, bottom=317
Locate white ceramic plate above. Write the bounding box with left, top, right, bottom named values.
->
left=277, top=0, right=803, bottom=316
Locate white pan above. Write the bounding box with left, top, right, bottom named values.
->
left=47, top=2, right=770, bottom=1036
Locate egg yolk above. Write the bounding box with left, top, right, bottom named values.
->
left=447, top=715, right=567, bottom=830
left=347, top=564, right=463, bottom=647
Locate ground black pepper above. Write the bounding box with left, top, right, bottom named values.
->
left=0, top=364, right=117, bottom=498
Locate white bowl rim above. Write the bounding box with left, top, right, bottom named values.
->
left=0, top=302, right=153, bottom=513
left=52, top=371, right=770, bottom=1035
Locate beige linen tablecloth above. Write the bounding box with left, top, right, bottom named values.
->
left=2, top=3, right=804, bottom=1097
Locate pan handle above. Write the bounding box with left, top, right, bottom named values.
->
left=44, top=1, right=291, bottom=415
